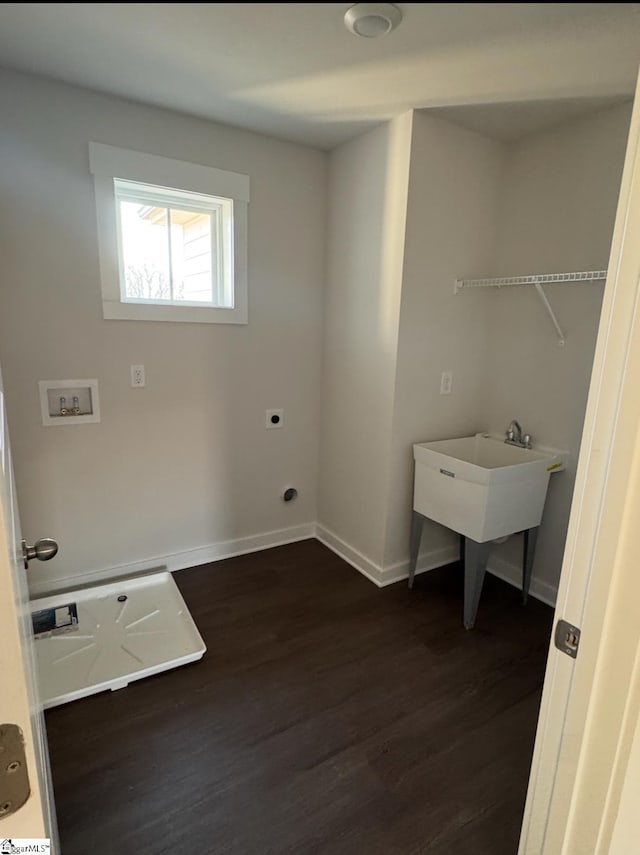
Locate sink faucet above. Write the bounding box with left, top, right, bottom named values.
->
left=505, top=420, right=532, bottom=449
left=507, top=420, right=522, bottom=443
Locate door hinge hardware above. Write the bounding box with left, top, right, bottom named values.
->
left=555, top=619, right=581, bottom=659
left=0, top=724, right=30, bottom=819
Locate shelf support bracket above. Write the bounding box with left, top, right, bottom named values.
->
left=533, top=281, right=565, bottom=346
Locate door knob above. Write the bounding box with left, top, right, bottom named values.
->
left=22, top=537, right=58, bottom=569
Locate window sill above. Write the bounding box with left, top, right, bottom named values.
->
left=102, top=300, right=247, bottom=324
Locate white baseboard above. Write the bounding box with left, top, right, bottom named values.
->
left=380, top=545, right=461, bottom=586
left=29, top=519, right=558, bottom=609
left=314, top=524, right=459, bottom=588
left=28, top=522, right=316, bottom=598
left=314, top=524, right=385, bottom=585
left=314, top=523, right=557, bottom=606
left=486, top=554, right=558, bottom=608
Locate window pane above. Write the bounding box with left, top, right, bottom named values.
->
left=119, top=201, right=171, bottom=300
left=169, top=209, right=214, bottom=302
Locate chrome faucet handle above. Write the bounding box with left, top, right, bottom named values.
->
left=523, top=433, right=532, bottom=448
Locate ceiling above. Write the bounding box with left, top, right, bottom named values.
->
left=0, top=3, right=639, bottom=149
left=426, top=95, right=633, bottom=143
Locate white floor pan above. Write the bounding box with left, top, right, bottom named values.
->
left=31, top=571, right=206, bottom=708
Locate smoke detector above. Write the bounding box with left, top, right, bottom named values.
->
left=344, top=3, right=402, bottom=38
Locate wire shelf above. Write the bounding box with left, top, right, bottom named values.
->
left=454, top=270, right=607, bottom=292
left=453, top=270, right=608, bottom=347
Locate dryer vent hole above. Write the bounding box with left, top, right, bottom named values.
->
left=283, top=488, right=298, bottom=502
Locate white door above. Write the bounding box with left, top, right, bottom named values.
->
left=519, top=70, right=640, bottom=854
left=0, top=362, right=58, bottom=849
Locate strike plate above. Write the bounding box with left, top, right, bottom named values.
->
left=0, top=724, right=30, bottom=819
left=554, top=619, right=581, bottom=659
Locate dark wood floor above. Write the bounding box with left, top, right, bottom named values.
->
left=45, top=539, right=553, bottom=855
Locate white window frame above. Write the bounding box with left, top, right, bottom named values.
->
left=89, top=143, right=249, bottom=324
left=114, top=179, right=233, bottom=309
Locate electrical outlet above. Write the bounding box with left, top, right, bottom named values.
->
left=130, top=365, right=145, bottom=388
left=266, top=409, right=284, bottom=429
left=440, top=370, right=453, bottom=395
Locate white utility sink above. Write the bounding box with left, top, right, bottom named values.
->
left=413, top=433, right=565, bottom=543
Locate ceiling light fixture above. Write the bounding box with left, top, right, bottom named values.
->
left=344, top=3, right=402, bottom=38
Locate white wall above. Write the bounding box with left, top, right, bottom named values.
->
left=317, top=113, right=413, bottom=571
left=0, top=70, right=326, bottom=592
left=0, top=69, right=630, bottom=603
left=480, top=103, right=632, bottom=595
left=383, top=112, right=506, bottom=573
left=318, top=103, right=630, bottom=603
